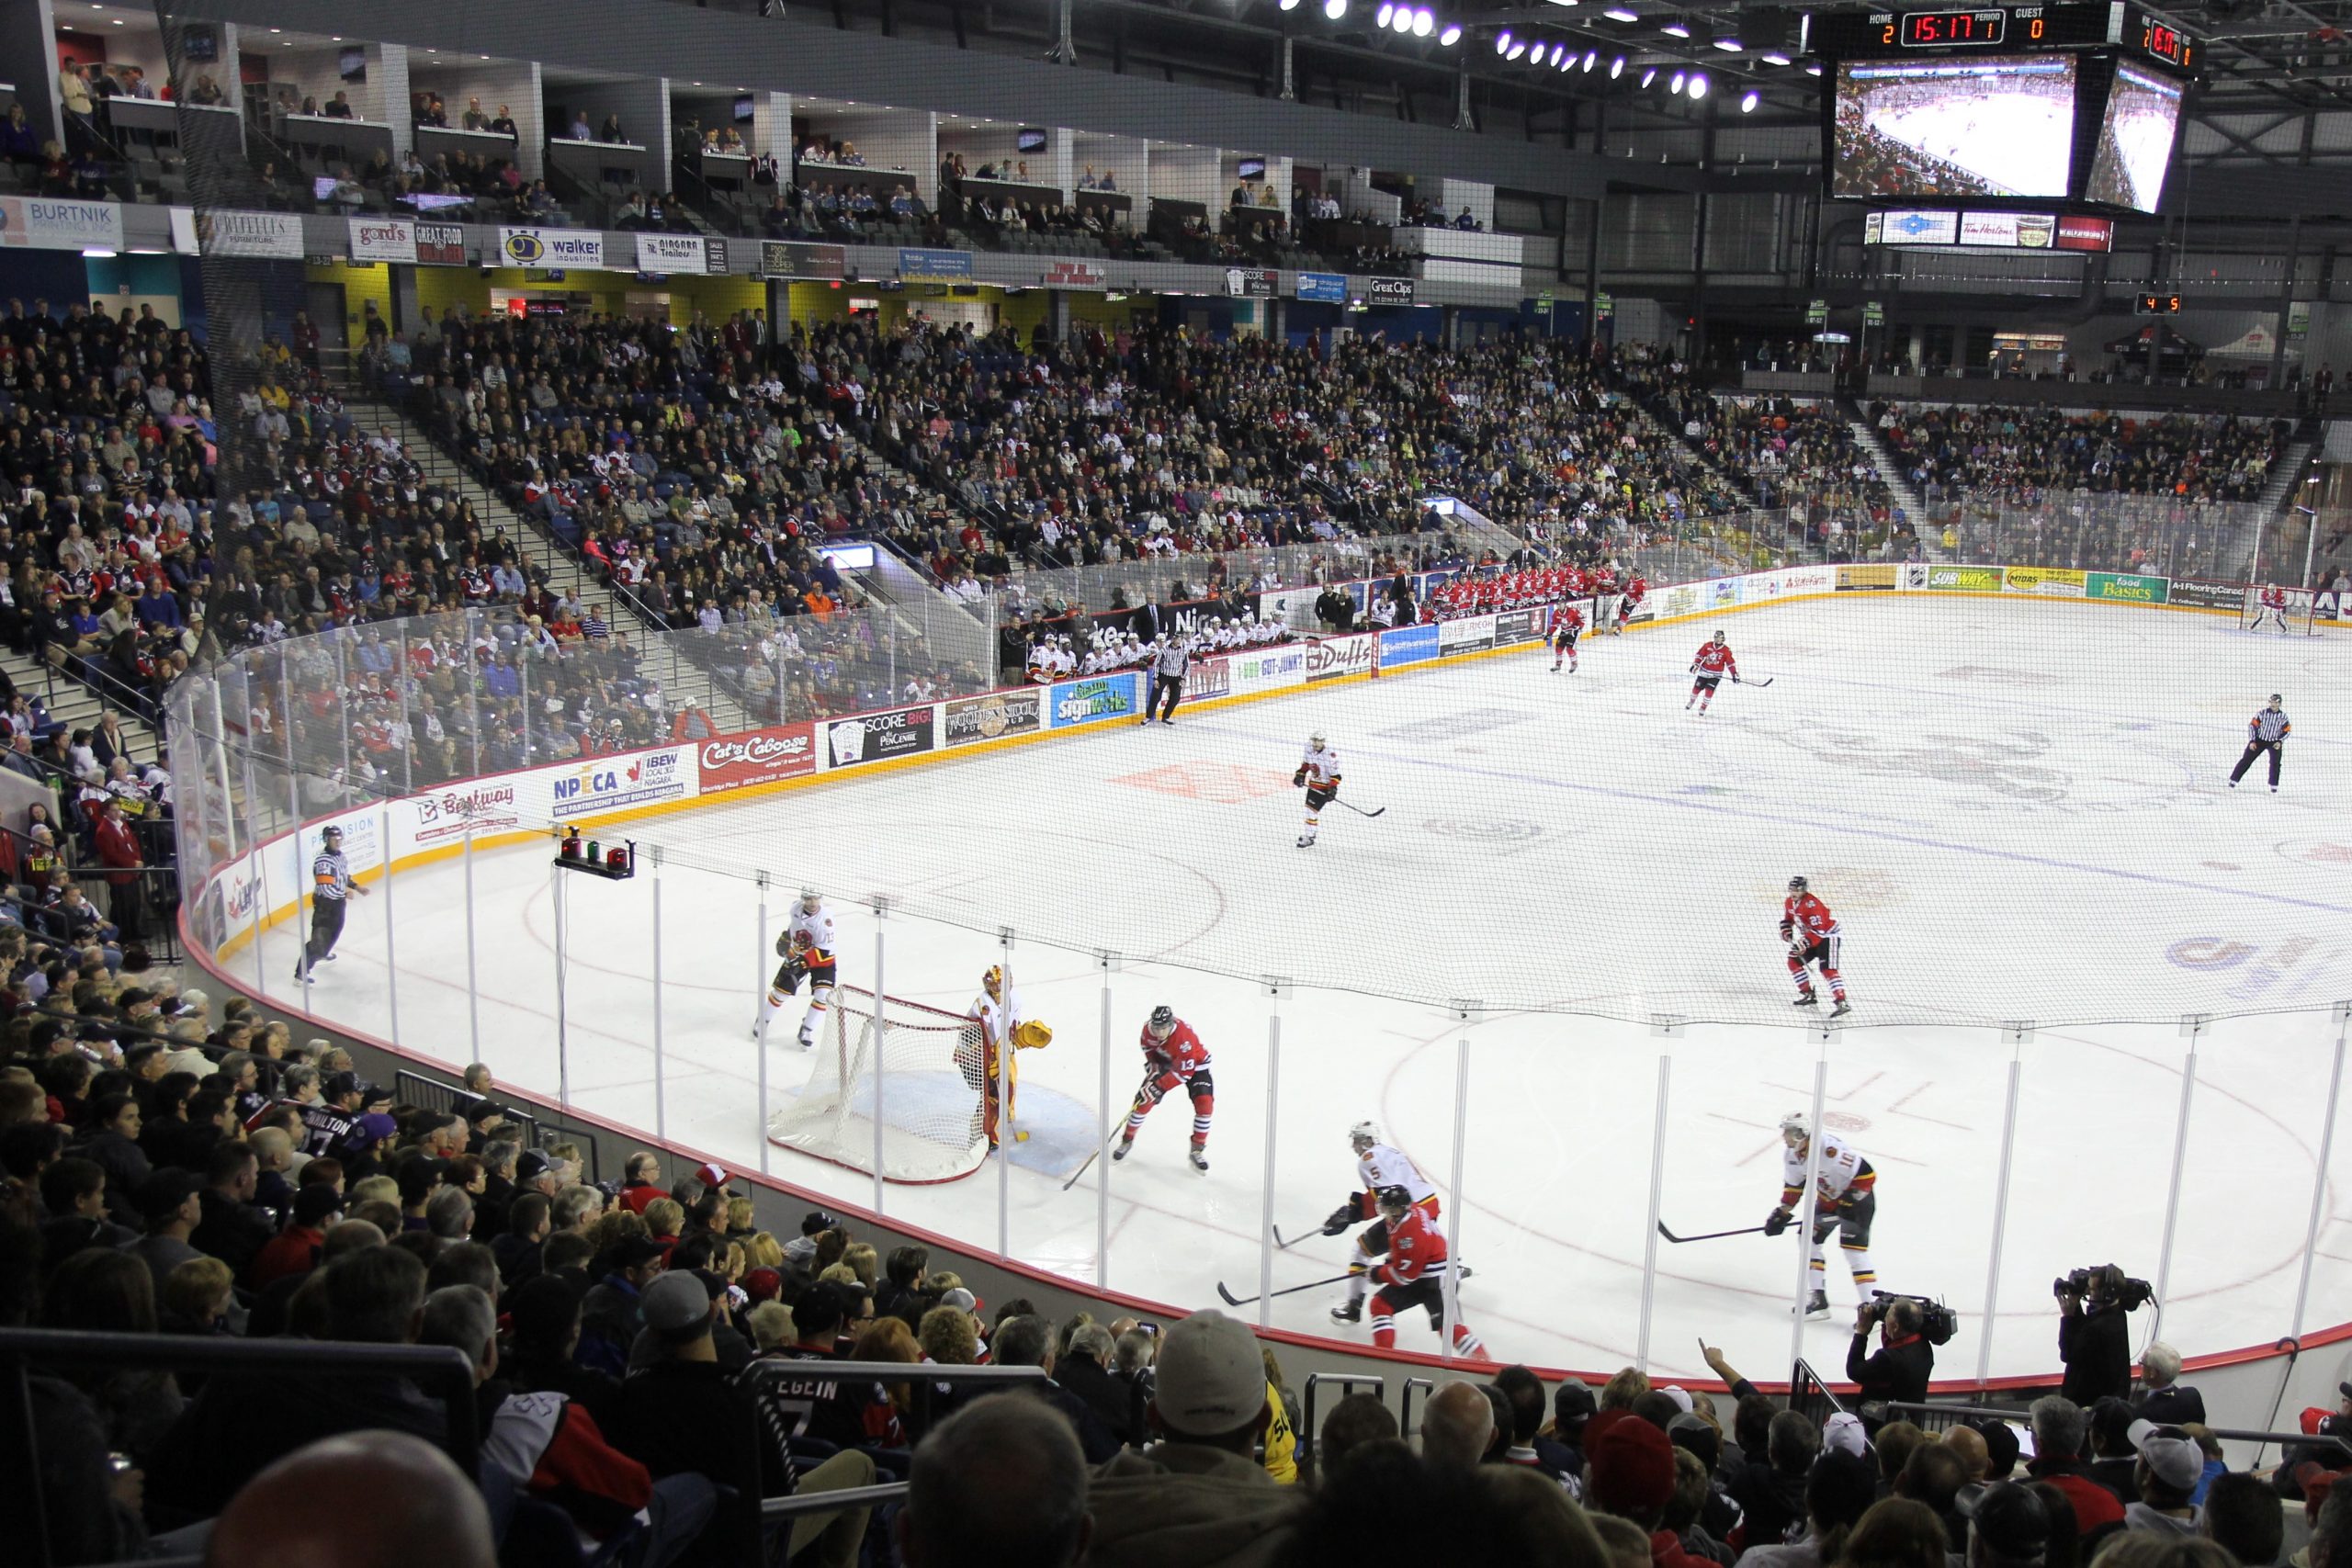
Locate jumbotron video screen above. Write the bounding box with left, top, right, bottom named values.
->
left=1833, top=54, right=2078, bottom=198
left=2085, top=61, right=2185, bottom=210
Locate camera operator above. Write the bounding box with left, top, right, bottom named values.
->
left=2058, top=1266, right=2137, bottom=1406
left=1848, top=1294, right=1934, bottom=1410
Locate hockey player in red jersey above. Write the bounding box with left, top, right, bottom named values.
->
left=1688, top=630, right=1737, bottom=715
left=1114, top=1004, right=1214, bottom=1171
left=1781, top=874, right=1850, bottom=1017
left=1361, top=1185, right=1487, bottom=1359
left=1551, top=602, right=1585, bottom=672
left=1617, top=574, right=1648, bottom=634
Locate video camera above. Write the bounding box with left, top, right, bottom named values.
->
left=2052, top=1265, right=2156, bottom=1310
left=1866, top=1290, right=1960, bottom=1347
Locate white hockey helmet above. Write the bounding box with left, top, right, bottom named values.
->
left=1779, top=1111, right=1810, bottom=1146
left=799, top=887, right=822, bottom=913
left=1349, top=1120, right=1380, bottom=1152
left=1309, top=730, right=1327, bottom=750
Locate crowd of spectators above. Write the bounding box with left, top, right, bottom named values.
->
left=5, top=1011, right=2331, bottom=1568
left=1873, top=403, right=2285, bottom=506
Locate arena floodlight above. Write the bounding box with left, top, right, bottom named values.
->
left=1583, top=50, right=1599, bottom=69
left=1508, top=40, right=1527, bottom=58
left=1281, top=0, right=1302, bottom=10
left=1496, top=28, right=1512, bottom=52
left=1761, top=51, right=1791, bottom=64
left=1323, top=0, right=1346, bottom=18
left=1603, top=6, right=1639, bottom=17
left=1413, top=9, right=1434, bottom=37
left=1641, top=66, right=1657, bottom=85
left=1377, top=3, right=1394, bottom=25
left=1669, top=68, right=1684, bottom=91
left=1611, top=54, right=1625, bottom=76
left=1440, top=23, right=1461, bottom=44
left=1713, top=36, right=1743, bottom=51
left=1689, top=70, right=1708, bottom=96
left=1741, top=89, right=1758, bottom=111
left=1661, top=20, right=1690, bottom=37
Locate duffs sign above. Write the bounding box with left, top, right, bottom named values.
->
left=698, top=726, right=817, bottom=793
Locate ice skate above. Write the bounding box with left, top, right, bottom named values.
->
left=1799, top=1290, right=1830, bottom=1318
left=1112, top=1135, right=1134, bottom=1162
left=1792, top=992, right=1818, bottom=1009
left=1829, top=1000, right=1852, bottom=1019
left=1329, top=1301, right=1362, bottom=1324
left=1189, top=1147, right=1209, bottom=1172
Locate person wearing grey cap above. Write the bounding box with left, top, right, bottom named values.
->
left=2122, top=1421, right=2205, bottom=1536
left=1961, top=1481, right=2052, bottom=1568
left=1082, top=1308, right=1295, bottom=1566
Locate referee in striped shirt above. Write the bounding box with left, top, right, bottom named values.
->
left=297, top=825, right=371, bottom=981
left=2228, top=694, right=2291, bottom=793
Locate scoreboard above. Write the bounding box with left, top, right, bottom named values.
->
left=1806, top=4, right=2198, bottom=72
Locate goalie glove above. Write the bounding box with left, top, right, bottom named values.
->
left=1763, top=1208, right=1792, bottom=1237
left=1012, top=1019, right=1054, bottom=1050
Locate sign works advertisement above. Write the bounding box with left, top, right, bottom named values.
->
left=827, top=706, right=936, bottom=768
left=944, top=691, right=1043, bottom=747
left=2005, top=566, right=2087, bottom=598
left=1924, top=565, right=2007, bottom=592
left=1049, top=674, right=1138, bottom=729
left=698, top=726, right=817, bottom=793
left=550, top=748, right=692, bottom=818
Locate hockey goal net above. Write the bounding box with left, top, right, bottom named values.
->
left=2239, top=584, right=2323, bottom=636
left=766, top=985, right=991, bottom=1183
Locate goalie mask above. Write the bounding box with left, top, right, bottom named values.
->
left=982, top=964, right=1003, bottom=998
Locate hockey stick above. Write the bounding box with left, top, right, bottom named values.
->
left=1272, top=1223, right=1330, bottom=1250
left=1061, top=1144, right=1105, bottom=1192
left=1216, top=1272, right=1357, bottom=1308
left=1657, top=1222, right=1771, bottom=1244
left=1734, top=676, right=1774, bottom=688
left=1330, top=797, right=1386, bottom=819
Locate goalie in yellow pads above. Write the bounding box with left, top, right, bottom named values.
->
left=966, top=964, right=1051, bottom=1149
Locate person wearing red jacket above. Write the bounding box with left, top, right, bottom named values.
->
left=1688, top=630, right=1738, bottom=716
left=93, top=798, right=143, bottom=942
left=1114, top=1005, right=1213, bottom=1171
left=1363, top=1185, right=1485, bottom=1359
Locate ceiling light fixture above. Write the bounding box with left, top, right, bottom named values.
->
left=1669, top=68, right=1685, bottom=91
left=1611, top=55, right=1624, bottom=76
left=1496, top=28, right=1512, bottom=52
left=1583, top=49, right=1599, bottom=69
left=1439, top=23, right=1461, bottom=44
left=1740, top=89, right=1758, bottom=110
left=1603, top=6, right=1638, bottom=17
left=1761, top=51, right=1790, bottom=64
left=1713, top=36, right=1743, bottom=51
left=1641, top=66, right=1657, bottom=85
left=1280, top=0, right=1301, bottom=10
left=1377, top=3, right=1394, bottom=25
left=1660, top=21, right=1690, bottom=37
left=1412, top=9, right=1433, bottom=37
left=1804, top=62, right=1822, bottom=74
left=1323, top=0, right=1347, bottom=17
left=1507, top=40, right=1527, bottom=59
left=1689, top=70, right=1709, bottom=96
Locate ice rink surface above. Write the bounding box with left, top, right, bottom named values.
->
left=242, top=596, right=2352, bottom=1381
left=1871, top=95, right=2075, bottom=196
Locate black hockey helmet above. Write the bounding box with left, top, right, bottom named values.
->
left=1147, top=1005, right=1175, bottom=1040
left=322, top=826, right=343, bottom=842
left=1787, top=875, right=1807, bottom=894
left=1374, top=1184, right=1413, bottom=1213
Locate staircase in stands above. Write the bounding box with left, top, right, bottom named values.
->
left=345, top=397, right=755, bottom=736
left=1839, top=400, right=1932, bottom=547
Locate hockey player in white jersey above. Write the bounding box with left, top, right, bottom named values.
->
left=1326, top=1121, right=1442, bottom=1323
left=1294, top=733, right=1342, bottom=848
left=1767, top=1111, right=1880, bottom=1316
left=754, top=888, right=837, bottom=1048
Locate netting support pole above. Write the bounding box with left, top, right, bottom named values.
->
left=463, top=810, right=481, bottom=1064
left=1442, top=1001, right=1475, bottom=1367
left=1636, top=1054, right=1670, bottom=1373
left=209, top=682, right=237, bottom=859
left=1974, top=1036, right=2027, bottom=1389
left=998, top=929, right=1014, bottom=1263
left=380, top=798, right=400, bottom=1050
left=757, top=874, right=772, bottom=1177
left=2291, top=1002, right=2352, bottom=1337
left=650, top=846, right=667, bottom=1143
left=334, top=637, right=353, bottom=788
left=282, top=662, right=311, bottom=1010
left=467, top=608, right=481, bottom=777
left=1097, top=951, right=1117, bottom=1289
left=1259, top=979, right=1288, bottom=1331
left=871, top=897, right=889, bottom=1218
left=397, top=632, right=413, bottom=797
left=2150, top=1019, right=2204, bottom=1345
left=1787, top=1056, right=1830, bottom=1376
left=238, top=748, right=267, bottom=999
left=552, top=856, right=571, bottom=1110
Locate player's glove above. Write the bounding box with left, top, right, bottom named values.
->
left=775, top=931, right=796, bottom=958
left=1763, top=1208, right=1791, bottom=1237
left=782, top=958, right=808, bottom=990
left=1322, top=1203, right=1356, bottom=1236
left=1293, top=766, right=1307, bottom=788
left=1779, top=920, right=1794, bottom=941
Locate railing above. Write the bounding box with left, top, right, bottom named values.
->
left=740, top=1359, right=1048, bottom=1517
left=1881, top=1400, right=2351, bottom=1471
left=0, top=1327, right=480, bottom=1568
left=1789, top=1358, right=1849, bottom=1427
left=391, top=1066, right=605, bottom=1181
left=1302, top=1372, right=1385, bottom=1483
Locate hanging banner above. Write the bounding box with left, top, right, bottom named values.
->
left=198, top=209, right=302, bottom=258
left=1365, top=276, right=1416, bottom=306
left=499, top=226, right=605, bottom=268
left=0, top=196, right=124, bottom=252
left=1296, top=271, right=1347, bottom=302
left=636, top=232, right=709, bottom=274
left=347, top=216, right=417, bottom=265
left=415, top=222, right=467, bottom=265
left=1224, top=266, right=1277, bottom=299
left=763, top=241, right=845, bottom=279
left=1043, top=259, right=1106, bottom=289
left=899, top=247, right=972, bottom=283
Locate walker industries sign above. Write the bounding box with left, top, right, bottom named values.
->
left=500, top=227, right=605, bottom=268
